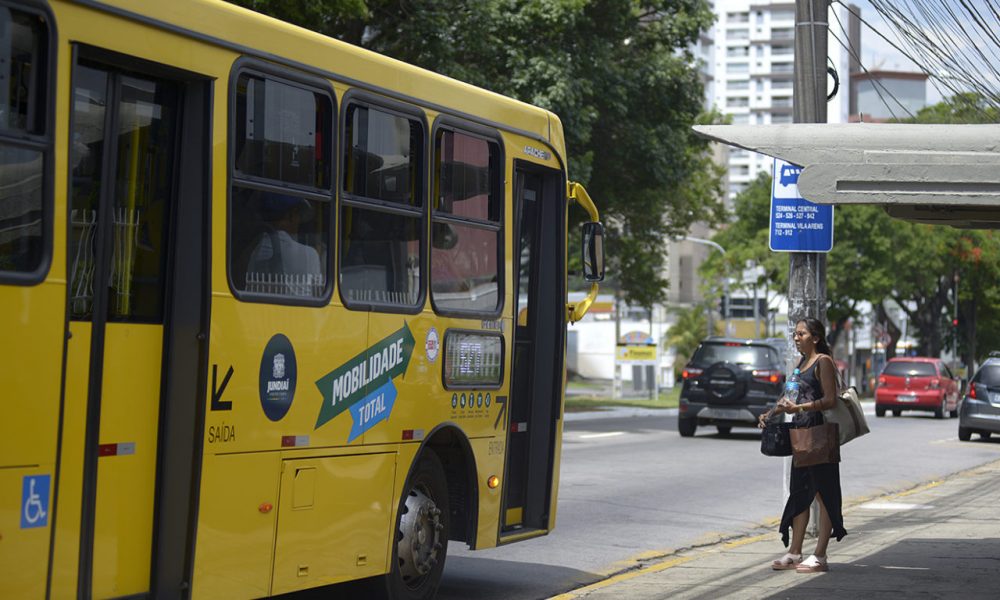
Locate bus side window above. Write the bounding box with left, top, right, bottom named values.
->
left=0, top=8, right=49, bottom=278
left=339, top=102, right=423, bottom=308
left=430, top=128, right=501, bottom=315
left=229, top=71, right=332, bottom=301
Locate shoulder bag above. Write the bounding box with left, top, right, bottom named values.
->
left=820, top=360, right=871, bottom=445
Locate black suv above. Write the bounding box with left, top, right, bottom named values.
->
left=677, top=337, right=786, bottom=437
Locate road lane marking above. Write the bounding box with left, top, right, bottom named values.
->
left=578, top=431, right=625, bottom=439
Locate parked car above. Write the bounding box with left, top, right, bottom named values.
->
left=874, top=357, right=961, bottom=418
left=958, top=356, right=1000, bottom=441
left=677, top=337, right=785, bottom=437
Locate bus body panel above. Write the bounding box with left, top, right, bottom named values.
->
left=0, top=1, right=586, bottom=596
left=201, top=300, right=368, bottom=454
left=192, top=451, right=280, bottom=599
left=0, top=287, right=64, bottom=600
left=271, top=453, right=397, bottom=593
left=89, top=324, right=163, bottom=597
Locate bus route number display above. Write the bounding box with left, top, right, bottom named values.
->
left=444, top=331, right=502, bottom=387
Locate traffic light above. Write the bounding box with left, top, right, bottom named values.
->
left=952, top=318, right=959, bottom=327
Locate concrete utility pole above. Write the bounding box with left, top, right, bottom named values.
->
left=792, top=0, right=830, bottom=536
left=789, top=0, right=829, bottom=349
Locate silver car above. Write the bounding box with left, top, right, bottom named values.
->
left=958, top=357, right=1000, bottom=441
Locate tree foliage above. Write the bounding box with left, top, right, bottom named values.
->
left=228, top=0, right=724, bottom=311
left=666, top=301, right=720, bottom=379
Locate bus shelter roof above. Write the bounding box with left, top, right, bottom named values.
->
left=693, top=124, right=1000, bottom=229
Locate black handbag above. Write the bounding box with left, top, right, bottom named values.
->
left=760, top=421, right=793, bottom=457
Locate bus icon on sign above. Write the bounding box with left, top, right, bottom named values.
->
left=779, top=164, right=801, bottom=186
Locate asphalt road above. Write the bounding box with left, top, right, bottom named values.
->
left=437, top=405, right=1000, bottom=600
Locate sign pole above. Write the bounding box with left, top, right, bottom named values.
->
left=790, top=0, right=830, bottom=537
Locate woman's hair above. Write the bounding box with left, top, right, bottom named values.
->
left=798, top=318, right=833, bottom=356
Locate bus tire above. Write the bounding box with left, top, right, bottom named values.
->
left=378, top=451, right=450, bottom=600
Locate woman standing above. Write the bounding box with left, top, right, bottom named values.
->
left=757, top=318, right=847, bottom=573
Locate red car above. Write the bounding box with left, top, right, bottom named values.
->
left=875, top=357, right=961, bottom=418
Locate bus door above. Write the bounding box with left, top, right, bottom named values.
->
left=62, top=52, right=208, bottom=598
left=501, top=163, right=565, bottom=537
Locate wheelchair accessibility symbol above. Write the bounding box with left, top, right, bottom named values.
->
left=21, top=475, right=50, bottom=529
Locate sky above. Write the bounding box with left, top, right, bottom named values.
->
left=849, top=0, right=997, bottom=105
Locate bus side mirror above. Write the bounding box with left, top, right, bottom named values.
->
left=581, top=222, right=604, bottom=282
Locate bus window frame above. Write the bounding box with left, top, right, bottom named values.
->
left=0, top=0, right=55, bottom=285
left=428, top=116, right=505, bottom=320
left=338, top=89, right=428, bottom=315
left=226, top=58, right=336, bottom=307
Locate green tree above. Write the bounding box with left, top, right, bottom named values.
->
left=902, top=92, right=1000, bottom=124
left=699, top=172, right=790, bottom=331
left=893, top=92, right=1000, bottom=364
left=228, top=0, right=725, bottom=312
left=666, top=301, right=720, bottom=379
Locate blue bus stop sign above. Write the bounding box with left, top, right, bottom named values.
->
left=769, top=159, right=834, bottom=253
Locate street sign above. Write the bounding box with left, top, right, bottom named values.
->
left=615, top=344, right=658, bottom=364
left=769, top=158, right=834, bottom=252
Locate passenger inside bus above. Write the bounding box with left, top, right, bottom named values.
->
left=245, top=191, right=325, bottom=297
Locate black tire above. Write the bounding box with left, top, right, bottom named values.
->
left=934, top=398, right=946, bottom=419
left=892, top=409, right=902, bottom=417
left=981, top=431, right=992, bottom=440
left=876, top=406, right=885, bottom=417
left=958, top=427, right=972, bottom=441
left=678, top=417, right=697, bottom=437
left=716, top=425, right=732, bottom=436
left=376, top=452, right=450, bottom=600
left=949, top=409, right=959, bottom=419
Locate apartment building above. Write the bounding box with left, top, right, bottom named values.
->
left=711, top=1, right=855, bottom=200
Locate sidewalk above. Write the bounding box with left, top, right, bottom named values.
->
left=552, top=458, right=1000, bottom=600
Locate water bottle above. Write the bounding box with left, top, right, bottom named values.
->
left=784, top=368, right=801, bottom=404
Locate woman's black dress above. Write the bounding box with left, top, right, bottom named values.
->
left=779, top=357, right=848, bottom=547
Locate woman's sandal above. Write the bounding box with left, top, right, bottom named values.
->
left=796, top=554, right=829, bottom=573
left=771, top=553, right=802, bottom=570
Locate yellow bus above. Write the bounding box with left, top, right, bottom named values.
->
left=0, top=1, right=604, bottom=598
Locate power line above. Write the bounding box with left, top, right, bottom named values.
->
left=828, top=6, right=915, bottom=120
left=833, top=0, right=997, bottom=118
left=865, top=0, right=1000, bottom=110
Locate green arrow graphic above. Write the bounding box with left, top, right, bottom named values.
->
left=314, top=322, right=414, bottom=429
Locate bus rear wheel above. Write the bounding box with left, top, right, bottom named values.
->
left=377, top=452, right=450, bottom=600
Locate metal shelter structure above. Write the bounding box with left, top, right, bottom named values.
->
left=694, top=124, right=1000, bottom=229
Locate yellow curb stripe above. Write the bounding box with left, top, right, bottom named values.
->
left=548, top=555, right=696, bottom=600
left=551, top=533, right=774, bottom=599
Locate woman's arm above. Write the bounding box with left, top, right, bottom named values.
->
left=813, top=355, right=838, bottom=411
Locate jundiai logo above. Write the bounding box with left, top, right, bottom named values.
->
left=314, top=322, right=415, bottom=441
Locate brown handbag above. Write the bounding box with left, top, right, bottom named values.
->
left=790, top=422, right=841, bottom=467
